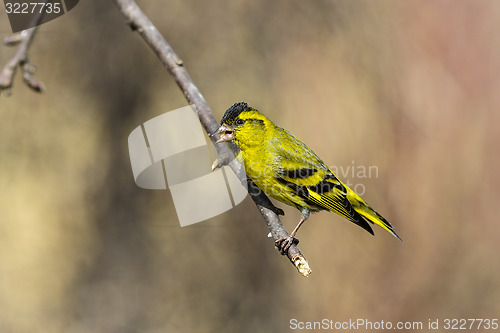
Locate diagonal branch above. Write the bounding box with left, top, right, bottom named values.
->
left=112, top=0, right=311, bottom=276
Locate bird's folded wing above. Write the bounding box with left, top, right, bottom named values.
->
left=277, top=166, right=374, bottom=234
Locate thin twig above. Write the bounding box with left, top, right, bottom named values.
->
left=1, top=18, right=45, bottom=94
left=113, top=0, right=311, bottom=276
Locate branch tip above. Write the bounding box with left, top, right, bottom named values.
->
left=292, top=254, right=312, bottom=277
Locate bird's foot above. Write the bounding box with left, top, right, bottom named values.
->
left=275, top=235, right=299, bottom=255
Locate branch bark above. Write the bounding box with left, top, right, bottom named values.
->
left=113, top=0, right=311, bottom=276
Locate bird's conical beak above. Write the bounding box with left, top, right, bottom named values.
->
left=216, top=124, right=235, bottom=143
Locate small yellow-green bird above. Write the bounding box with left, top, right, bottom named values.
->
left=215, top=102, right=401, bottom=253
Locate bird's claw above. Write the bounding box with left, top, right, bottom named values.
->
left=275, top=236, right=299, bottom=255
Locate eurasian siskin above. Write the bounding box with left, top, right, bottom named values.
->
left=215, top=102, right=401, bottom=253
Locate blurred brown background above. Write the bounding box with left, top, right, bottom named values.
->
left=1, top=0, right=499, bottom=332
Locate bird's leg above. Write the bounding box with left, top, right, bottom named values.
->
left=275, top=209, right=310, bottom=255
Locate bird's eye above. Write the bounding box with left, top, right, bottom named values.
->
left=235, top=118, right=245, bottom=126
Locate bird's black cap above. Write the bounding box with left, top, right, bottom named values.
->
left=221, top=102, right=253, bottom=125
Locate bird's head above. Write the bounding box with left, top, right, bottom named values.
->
left=216, top=102, right=272, bottom=149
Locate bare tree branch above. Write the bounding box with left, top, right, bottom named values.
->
left=113, top=0, right=311, bottom=276
left=0, top=0, right=311, bottom=275
left=1, top=25, right=44, bottom=94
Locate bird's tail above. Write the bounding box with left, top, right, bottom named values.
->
left=346, top=189, right=402, bottom=241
